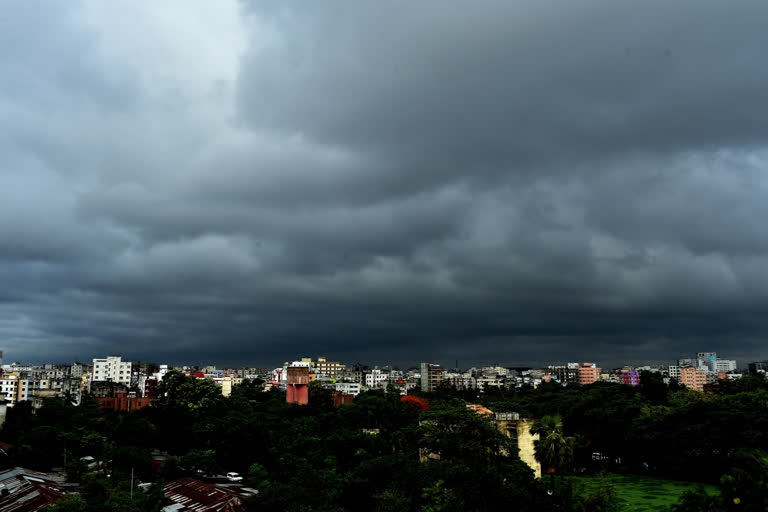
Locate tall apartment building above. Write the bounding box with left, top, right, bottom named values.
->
left=680, top=366, right=707, bottom=391
left=420, top=363, right=444, bottom=392
left=0, top=375, right=19, bottom=405
left=91, top=356, right=132, bottom=386
left=577, top=362, right=601, bottom=385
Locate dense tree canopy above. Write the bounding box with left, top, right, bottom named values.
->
left=2, top=372, right=768, bottom=511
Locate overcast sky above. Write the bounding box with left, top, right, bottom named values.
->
left=2, top=0, right=768, bottom=369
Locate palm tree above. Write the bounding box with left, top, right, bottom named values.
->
left=531, top=414, right=575, bottom=491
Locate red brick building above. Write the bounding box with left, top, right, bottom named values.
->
left=93, top=392, right=152, bottom=412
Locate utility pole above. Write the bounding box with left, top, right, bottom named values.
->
left=130, top=467, right=134, bottom=499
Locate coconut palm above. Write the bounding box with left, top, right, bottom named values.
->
left=531, top=414, right=575, bottom=491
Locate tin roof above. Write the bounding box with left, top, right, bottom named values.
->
left=163, top=478, right=243, bottom=512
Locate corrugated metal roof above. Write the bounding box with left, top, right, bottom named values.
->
left=0, top=473, right=67, bottom=512
left=163, top=478, right=243, bottom=512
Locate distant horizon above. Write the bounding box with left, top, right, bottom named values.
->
left=3, top=353, right=760, bottom=373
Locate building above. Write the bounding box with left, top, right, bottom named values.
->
left=679, top=366, right=707, bottom=391
left=0, top=375, right=19, bottom=406
left=547, top=364, right=579, bottom=386
left=301, top=356, right=345, bottom=377
left=91, top=356, right=132, bottom=387
left=330, top=392, right=355, bottom=408
left=94, top=392, right=152, bottom=412
left=420, top=363, right=444, bottom=392
left=163, top=478, right=244, bottom=512
left=364, top=369, right=389, bottom=388
left=286, top=362, right=310, bottom=405
left=577, top=362, right=601, bottom=385
left=715, top=359, right=737, bottom=373
left=493, top=412, right=541, bottom=479
left=748, top=361, right=768, bottom=375
left=90, top=381, right=128, bottom=398
left=333, top=382, right=361, bottom=396
left=0, top=467, right=68, bottom=511
left=620, top=370, right=640, bottom=386
left=678, top=352, right=737, bottom=374
left=419, top=406, right=541, bottom=479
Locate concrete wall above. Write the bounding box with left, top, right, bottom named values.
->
left=516, top=419, right=541, bottom=479
left=494, top=418, right=541, bottom=479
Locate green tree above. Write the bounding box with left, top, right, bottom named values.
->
left=231, top=378, right=266, bottom=400
left=639, top=370, right=668, bottom=404
left=420, top=480, right=459, bottom=512
left=181, top=449, right=217, bottom=475
left=40, top=495, right=88, bottom=512
left=154, top=370, right=224, bottom=410
left=531, top=414, right=575, bottom=490
left=248, top=462, right=269, bottom=487
left=374, top=489, right=410, bottom=512
left=718, top=449, right=768, bottom=511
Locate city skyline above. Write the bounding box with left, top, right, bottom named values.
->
left=4, top=1, right=768, bottom=365
left=0, top=349, right=755, bottom=376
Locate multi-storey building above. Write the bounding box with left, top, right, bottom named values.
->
left=0, top=375, right=19, bottom=405
left=333, top=382, right=361, bottom=396
left=91, top=356, right=132, bottom=387
left=715, top=359, right=737, bottom=373
left=547, top=364, right=579, bottom=386
left=679, top=352, right=737, bottom=374
left=680, top=366, right=707, bottom=391
left=620, top=370, right=640, bottom=386
left=301, top=356, right=346, bottom=377
left=420, top=363, right=444, bottom=392
left=577, top=362, right=601, bottom=385
left=364, top=369, right=389, bottom=388
left=70, top=362, right=87, bottom=379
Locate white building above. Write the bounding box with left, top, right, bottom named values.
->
left=91, top=356, right=132, bottom=386
left=0, top=375, right=19, bottom=405
left=334, top=382, right=361, bottom=396
left=715, top=359, right=738, bottom=372
left=678, top=353, right=738, bottom=374
left=365, top=369, right=389, bottom=388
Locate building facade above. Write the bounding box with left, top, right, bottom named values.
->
left=577, top=362, right=601, bottom=385
left=680, top=366, right=707, bottom=391
left=420, top=363, right=444, bottom=392
left=91, top=356, right=132, bottom=386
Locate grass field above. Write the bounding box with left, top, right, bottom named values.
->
left=568, top=473, right=719, bottom=512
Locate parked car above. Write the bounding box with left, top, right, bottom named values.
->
left=226, top=472, right=243, bottom=482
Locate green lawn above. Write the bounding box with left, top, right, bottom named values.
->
left=569, top=473, right=719, bottom=512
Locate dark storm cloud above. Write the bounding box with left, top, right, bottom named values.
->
left=2, top=0, right=768, bottom=368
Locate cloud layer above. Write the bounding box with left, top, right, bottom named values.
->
left=2, top=0, right=768, bottom=368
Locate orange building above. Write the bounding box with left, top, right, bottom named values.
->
left=679, top=366, right=707, bottom=391
left=577, top=362, right=601, bottom=385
